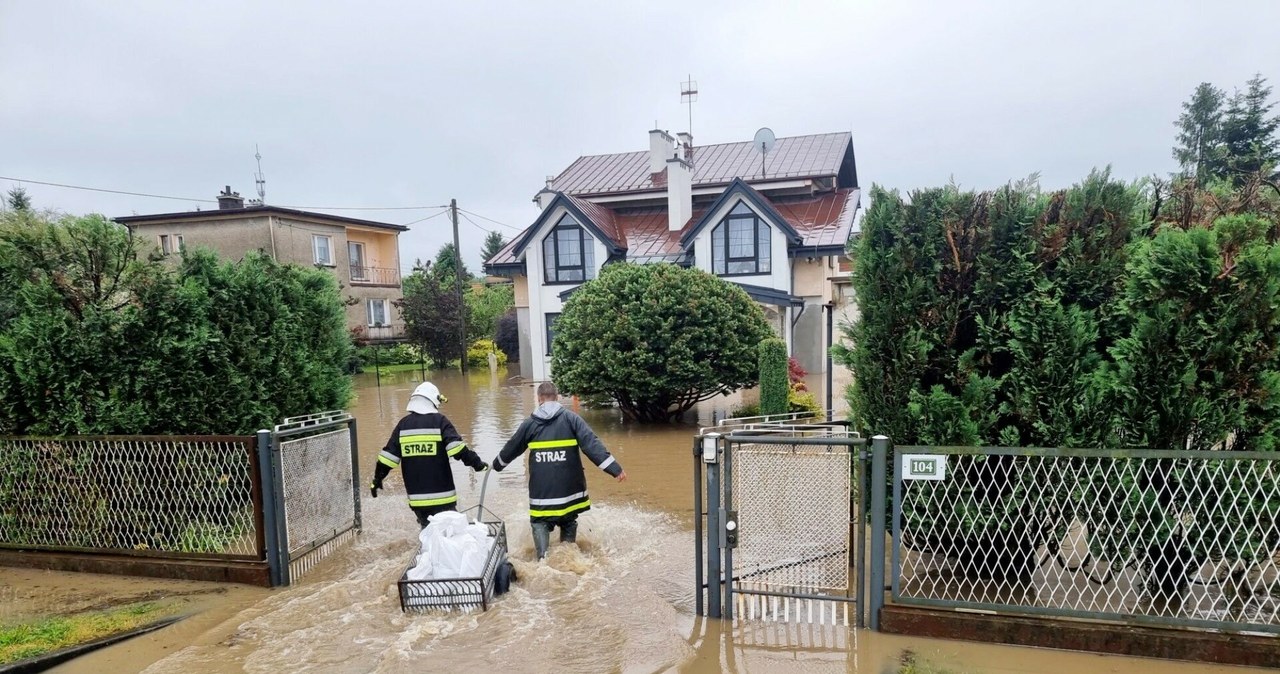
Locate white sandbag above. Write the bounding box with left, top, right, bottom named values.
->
left=405, top=553, right=433, bottom=581
left=413, top=512, right=496, bottom=580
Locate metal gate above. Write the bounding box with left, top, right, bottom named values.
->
left=695, top=415, right=866, bottom=625
left=259, top=411, right=361, bottom=586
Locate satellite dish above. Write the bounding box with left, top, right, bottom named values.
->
left=753, top=127, right=776, bottom=178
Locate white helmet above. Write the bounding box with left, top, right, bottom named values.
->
left=407, top=381, right=447, bottom=414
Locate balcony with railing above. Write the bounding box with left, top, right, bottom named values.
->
left=355, top=323, right=406, bottom=344
left=350, top=266, right=400, bottom=286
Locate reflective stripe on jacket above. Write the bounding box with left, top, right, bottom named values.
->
left=495, top=401, right=622, bottom=522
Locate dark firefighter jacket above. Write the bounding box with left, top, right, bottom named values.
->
left=373, top=412, right=485, bottom=511
left=493, top=401, right=623, bottom=522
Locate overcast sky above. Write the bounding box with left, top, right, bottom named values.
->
left=3, top=1, right=1279, bottom=271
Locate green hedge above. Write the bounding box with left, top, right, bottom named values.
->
left=0, top=214, right=353, bottom=435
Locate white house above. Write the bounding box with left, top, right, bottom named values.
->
left=485, top=129, right=861, bottom=382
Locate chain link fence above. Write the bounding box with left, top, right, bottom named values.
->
left=269, top=413, right=359, bottom=585
left=892, top=447, right=1280, bottom=634
left=0, top=436, right=260, bottom=559
left=724, top=435, right=859, bottom=625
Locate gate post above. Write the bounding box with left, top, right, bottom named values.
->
left=705, top=433, right=722, bottom=619
left=349, top=417, right=362, bottom=532
left=256, top=429, right=282, bottom=587
left=270, top=428, right=291, bottom=586
left=869, top=435, right=890, bottom=631
left=693, top=436, right=704, bottom=617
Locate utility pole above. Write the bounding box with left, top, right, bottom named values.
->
left=450, top=198, right=468, bottom=372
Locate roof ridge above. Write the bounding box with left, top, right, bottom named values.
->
left=566, top=131, right=850, bottom=162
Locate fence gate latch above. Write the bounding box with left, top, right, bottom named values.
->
left=724, top=510, right=739, bottom=548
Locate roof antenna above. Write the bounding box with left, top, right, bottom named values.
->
left=680, top=74, right=698, bottom=140
left=253, top=144, right=266, bottom=205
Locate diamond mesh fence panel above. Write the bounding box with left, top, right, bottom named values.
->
left=731, top=441, right=853, bottom=598
left=0, top=436, right=259, bottom=558
left=894, top=449, right=1280, bottom=633
left=279, top=428, right=356, bottom=563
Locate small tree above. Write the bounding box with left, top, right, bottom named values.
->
left=1173, top=83, right=1227, bottom=185
left=552, top=263, right=772, bottom=422
left=465, top=281, right=514, bottom=342
left=758, top=338, right=788, bottom=417
left=494, top=309, right=520, bottom=362
left=431, top=242, right=472, bottom=285
left=481, top=231, right=507, bottom=264
left=397, top=270, right=467, bottom=368
left=5, top=187, right=31, bottom=212
left=1220, top=74, right=1280, bottom=184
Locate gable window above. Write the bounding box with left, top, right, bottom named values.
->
left=367, top=298, right=389, bottom=327
left=712, top=202, right=771, bottom=276
left=313, top=235, right=334, bottom=266
left=542, top=215, right=596, bottom=284
left=545, top=313, right=560, bottom=356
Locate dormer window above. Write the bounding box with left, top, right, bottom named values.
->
left=542, top=214, right=596, bottom=284
left=712, top=202, right=771, bottom=275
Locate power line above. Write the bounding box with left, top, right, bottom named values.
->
left=458, top=208, right=523, bottom=232
left=0, top=175, right=450, bottom=212
left=0, top=175, right=216, bottom=203
left=457, top=211, right=495, bottom=234
left=403, top=209, right=451, bottom=226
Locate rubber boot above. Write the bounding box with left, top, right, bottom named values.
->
left=531, top=522, right=551, bottom=560
left=559, top=518, right=578, bottom=544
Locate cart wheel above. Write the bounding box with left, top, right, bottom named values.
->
left=495, top=561, right=517, bottom=595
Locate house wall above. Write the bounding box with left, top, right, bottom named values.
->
left=127, top=214, right=404, bottom=339
left=690, top=195, right=791, bottom=294
left=345, top=228, right=400, bottom=273
left=525, top=204, right=609, bottom=381
left=691, top=194, right=795, bottom=356
left=791, top=256, right=838, bottom=373
left=129, top=216, right=273, bottom=260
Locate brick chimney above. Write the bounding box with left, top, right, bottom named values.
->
left=667, top=156, right=692, bottom=232
left=217, top=185, right=245, bottom=210
left=649, top=129, right=675, bottom=174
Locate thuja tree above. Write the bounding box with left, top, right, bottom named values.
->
left=1082, top=188, right=1280, bottom=580
left=552, top=263, right=772, bottom=422
left=839, top=169, right=1280, bottom=582
left=758, top=338, right=789, bottom=417
left=0, top=214, right=353, bottom=435
left=834, top=171, right=1146, bottom=577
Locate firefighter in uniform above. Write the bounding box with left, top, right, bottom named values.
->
left=370, top=381, right=487, bottom=527
left=492, top=381, right=627, bottom=559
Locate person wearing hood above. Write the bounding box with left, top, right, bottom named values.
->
left=492, top=381, right=627, bottom=560
left=371, top=381, right=487, bottom=527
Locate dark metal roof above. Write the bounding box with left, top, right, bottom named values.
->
left=733, top=282, right=804, bottom=308
left=550, top=132, right=853, bottom=196
left=115, top=205, right=410, bottom=232
left=680, top=178, right=803, bottom=248
left=508, top=192, right=627, bottom=260
left=483, top=188, right=859, bottom=272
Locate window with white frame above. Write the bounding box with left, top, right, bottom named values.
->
left=367, top=298, right=389, bottom=327
left=159, top=234, right=172, bottom=255
left=541, top=214, right=596, bottom=284
left=711, top=201, right=771, bottom=276
left=313, top=235, right=334, bottom=266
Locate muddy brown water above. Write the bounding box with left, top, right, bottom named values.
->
left=1, top=369, right=1264, bottom=673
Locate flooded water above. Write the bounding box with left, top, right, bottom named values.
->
left=19, top=368, right=1270, bottom=673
